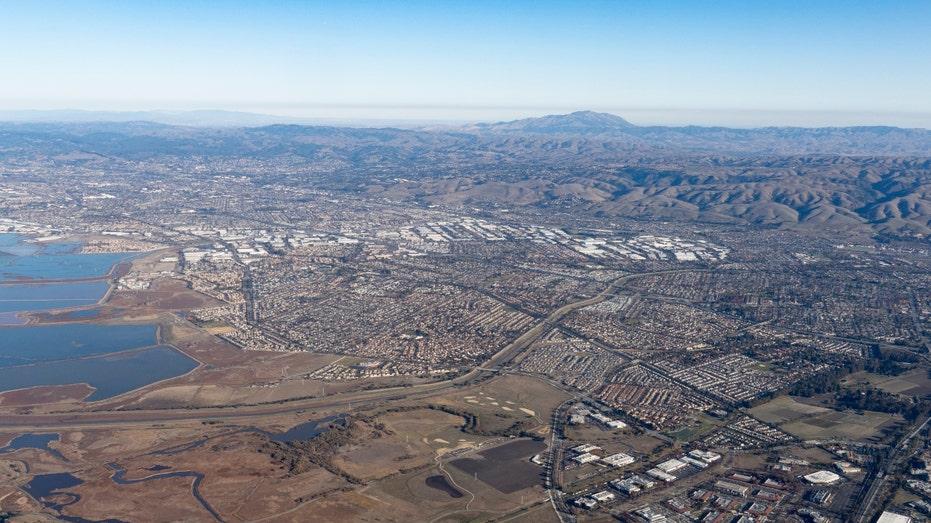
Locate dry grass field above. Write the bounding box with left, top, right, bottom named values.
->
left=841, top=369, right=931, bottom=396
left=623, top=433, right=669, bottom=456
left=334, top=409, right=475, bottom=480
left=430, top=374, right=570, bottom=435
left=750, top=395, right=835, bottom=425
left=749, top=393, right=906, bottom=442
left=2, top=417, right=372, bottom=522
left=780, top=409, right=902, bottom=441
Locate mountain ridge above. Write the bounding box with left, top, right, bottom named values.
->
left=468, top=112, right=931, bottom=156
left=3, top=115, right=931, bottom=238
left=472, top=110, right=639, bottom=136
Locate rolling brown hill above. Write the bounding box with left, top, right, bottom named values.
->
left=2, top=112, right=931, bottom=236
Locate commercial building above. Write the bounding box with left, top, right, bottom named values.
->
left=602, top=452, right=636, bottom=467
left=689, top=449, right=722, bottom=463
left=714, top=480, right=749, bottom=497
left=647, top=468, right=677, bottom=483
left=657, top=458, right=688, bottom=473
left=876, top=512, right=912, bottom=523
left=573, top=452, right=600, bottom=464
left=803, top=470, right=841, bottom=485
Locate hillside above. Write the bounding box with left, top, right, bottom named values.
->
left=2, top=112, right=931, bottom=237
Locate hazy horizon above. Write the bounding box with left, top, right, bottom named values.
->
left=2, top=2, right=929, bottom=129
left=2, top=106, right=931, bottom=130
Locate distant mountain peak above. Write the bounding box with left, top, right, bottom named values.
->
left=476, top=111, right=637, bottom=136
left=561, top=110, right=636, bottom=127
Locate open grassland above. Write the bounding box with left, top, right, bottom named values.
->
left=667, top=412, right=726, bottom=442
left=752, top=393, right=909, bottom=443
left=2, top=421, right=364, bottom=523
left=624, top=433, right=668, bottom=455
left=841, top=369, right=931, bottom=396
left=781, top=409, right=903, bottom=441
left=431, top=374, right=569, bottom=435
left=562, top=422, right=633, bottom=444
left=334, top=409, right=476, bottom=481
left=107, top=277, right=225, bottom=313
left=750, top=395, right=835, bottom=425
left=125, top=348, right=338, bottom=409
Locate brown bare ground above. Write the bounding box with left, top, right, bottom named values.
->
left=0, top=384, right=94, bottom=407
left=431, top=374, right=569, bottom=434
left=0, top=484, right=45, bottom=518
left=106, top=277, right=225, bottom=312
left=334, top=411, right=465, bottom=480
left=123, top=350, right=336, bottom=409
left=6, top=423, right=365, bottom=522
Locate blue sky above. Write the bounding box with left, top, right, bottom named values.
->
left=1, top=1, right=929, bottom=127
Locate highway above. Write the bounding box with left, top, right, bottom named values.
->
left=0, top=269, right=664, bottom=432
left=0, top=370, right=477, bottom=432
left=0, top=266, right=707, bottom=523
left=484, top=268, right=698, bottom=370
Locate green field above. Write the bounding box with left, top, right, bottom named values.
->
left=667, top=412, right=723, bottom=442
